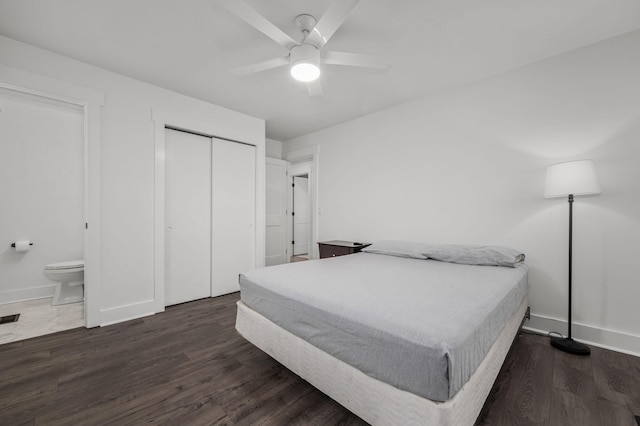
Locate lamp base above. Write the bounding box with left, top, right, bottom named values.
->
left=550, top=336, right=591, bottom=355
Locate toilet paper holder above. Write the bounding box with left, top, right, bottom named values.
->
left=11, top=242, right=34, bottom=247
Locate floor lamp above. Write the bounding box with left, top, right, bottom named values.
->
left=544, top=159, right=601, bottom=356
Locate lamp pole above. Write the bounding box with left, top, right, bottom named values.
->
left=567, top=193, right=573, bottom=340
left=550, top=192, right=590, bottom=355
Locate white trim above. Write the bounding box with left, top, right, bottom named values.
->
left=0, top=285, right=55, bottom=305
left=152, top=109, right=265, bottom=313
left=524, top=313, right=640, bottom=357
left=0, top=64, right=104, bottom=328
left=99, top=299, right=156, bottom=327
left=153, top=118, right=167, bottom=314
left=289, top=165, right=312, bottom=259
left=284, top=146, right=320, bottom=259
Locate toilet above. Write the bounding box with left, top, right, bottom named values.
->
left=43, top=260, right=84, bottom=305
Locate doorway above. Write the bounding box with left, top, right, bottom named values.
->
left=292, top=174, right=310, bottom=262
left=265, top=147, right=318, bottom=265
left=289, top=159, right=312, bottom=263
left=0, top=87, right=86, bottom=343
left=284, top=146, right=319, bottom=260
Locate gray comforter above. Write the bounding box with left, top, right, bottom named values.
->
left=239, top=252, right=528, bottom=401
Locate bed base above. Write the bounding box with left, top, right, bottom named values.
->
left=236, top=299, right=528, bottom=426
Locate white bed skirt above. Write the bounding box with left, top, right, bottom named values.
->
left=236, top=298, right=528, bottom=426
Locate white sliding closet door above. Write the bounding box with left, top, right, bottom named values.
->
left=211, top=138, right=256, bottom=296
left=164, top=129, right=212, bottom=306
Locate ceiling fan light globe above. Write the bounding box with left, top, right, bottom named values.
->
left=291, top=62, right=321, bottom=82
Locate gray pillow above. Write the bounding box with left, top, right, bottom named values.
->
left=361, top=240, right=429, bottom=260
left=422, top=244, right=525, bottom=268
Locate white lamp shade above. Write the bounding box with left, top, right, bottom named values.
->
left=290, top=44, right=321, bottom=82
left=290, top=62, right=320, bottom=82
left=544, top=159, right=601, bottom=198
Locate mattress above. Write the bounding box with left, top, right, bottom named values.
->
left=239, top=252, right=528, bottom=401
left=236, top=299, right=528, bottom=426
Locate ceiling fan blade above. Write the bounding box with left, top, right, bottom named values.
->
left=308, top=0, right=360, bottom=47
left=306, top=79, right=323, bottom=97
left=219, top=0, right=297, bottom=49
left=323, top=51, right=390, bottom=69
left=231, top=56, right=289, bottom=76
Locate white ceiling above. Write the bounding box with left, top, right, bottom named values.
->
left=1, top=0, right=640, bottom=141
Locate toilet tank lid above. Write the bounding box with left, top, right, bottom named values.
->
left=45, top=260, right=84, bottom=270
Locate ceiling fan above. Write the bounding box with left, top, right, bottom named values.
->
left=219, top=0, right=390, bottom=96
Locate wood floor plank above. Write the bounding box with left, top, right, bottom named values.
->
left=2, top=293, right=640, bottom=425
left=97, top=358, right=244, bottom=425
left=0, top=378, right=57, bottom=412
left=477, top=332, right=553, bottom=425
left=596, top=398, right=638, bottom=426
left=627, top=395, right=640, bottom=417
left=148, top=401, right=234, bottom=426
left=552, top=347, right=597, bottom=398
left=0, top=350, right=52, bottom=380
left=592, top=344, right=640, bottom=407
left=548, top=389, right=606, bottom=426
left=1, top=415, right=34, bottom=426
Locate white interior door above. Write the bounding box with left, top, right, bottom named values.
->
left=164, top=129, right=211, bottom=306
left=211, top=138, right=256, bottom=296
left=265, top=158, right=289, bottom=266
left=293, top=176, right=309, bottom=256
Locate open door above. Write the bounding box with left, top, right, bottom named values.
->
left=265, top=158, right=289, bottom=266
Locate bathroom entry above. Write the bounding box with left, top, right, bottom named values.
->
left=163, top=128, right=255, bottom=306
left=292, top=175, right=310, bottom=258
left=0, top=86, right=85, bottom=342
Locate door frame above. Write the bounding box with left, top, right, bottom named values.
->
left=284, top=145, right=319, bottom=259
left=152, top=110, right=265, bottom=313
left=0, top=65, right=104, bottom=328
left=291, top=173, right=311, bottom=258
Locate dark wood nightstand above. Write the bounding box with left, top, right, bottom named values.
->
left=318, top=240, right=371, bottom=259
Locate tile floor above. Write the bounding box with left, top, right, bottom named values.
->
left=0, top=298, right=84, bottom=345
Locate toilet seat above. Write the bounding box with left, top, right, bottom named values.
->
left=45, top=260, right=84, bottom=270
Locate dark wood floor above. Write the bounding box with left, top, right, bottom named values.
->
left=1, top=293, right=638, bottom=425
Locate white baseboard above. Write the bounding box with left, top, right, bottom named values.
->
left=525, top=313, right=640, bottom=357
left=99, top=299, right=155, bottom=326
left=0, top=285, right=55, bottom=305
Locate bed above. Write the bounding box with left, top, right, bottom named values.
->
left=236, top=241, right=528, bottom=425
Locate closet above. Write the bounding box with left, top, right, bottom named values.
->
left=164, top=128, right=255, bottom=306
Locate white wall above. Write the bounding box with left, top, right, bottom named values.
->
left=0, top=89, right=84, bottom=303
left=266, top=138, right=283, bottom=159
left=0, top=36, right=265, bottom=325
left=285, top=30, right=640, bottom=355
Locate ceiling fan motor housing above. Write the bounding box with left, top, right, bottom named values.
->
left=289, top=43, right=321, bottom=81
left=290, top=43, right=320, bottom=66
